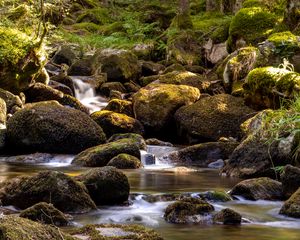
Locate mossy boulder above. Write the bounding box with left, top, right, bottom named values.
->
left=243, top=67, right=300, bottom=110
left=95, top=49, right=141, bottom=82
left=227, top=7, right=278, bottom=52
left=0, top=27, right=46, bottom=94
left=0, top=216, right=74, bottom=240
left=25, top=83, right=88, bottom=113
left=69, top=223, right=163, bottom=240
left=165, top=141, right=239, bottom=166
left=141, top=60, right=165, bottom=76
left=91, top=110, right=144, bottom=138
left=108, top=133, right=147, bottom=150
left=133, top=83, right=200, bottom=136
left=76, top=8, right=110, bottom=25
left=281, top=165, right=300, bottom=198
left=76, top=166, right=130, bottom=205
left=0, top=171, right=96, bottom=213
left=49, top=80, right=74, bottom=96
left=279, top=187, right=300, bottom=218
left=164, top=197, right=214, bottom=224
left=145, top=138, right=173, bottom=146
left=230, top=177, right=283, bottom=200
left=6, top=101, right=106, bottom=154
left=52, top=45, right=76, bottom=66
left=175, top=94, right=255, bottom=142
left=98, top=82, right=126, bottom=97
left=213, top=208, right=242, bottom=225
left=103, top=99, right=133, bottom=117
left=68, top=56, right=98, bottom=76
left=200, top=190, right=233, bottom=202
left=50, top=73, right=75, bottom=95
left=19, top=202, right=69, bottom=226
left=72, top=138, right=141, bottom=167
left=107, top=153, right=142, bottom=169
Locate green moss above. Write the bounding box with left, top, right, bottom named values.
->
left=107, top=153, right=142, bottom=169
left=76, top=8, right=111, bottom=24
left=228, top=7, right=278, bottom=52
left=170, top=12, right=193, bottom=30
left=242, top=0, right=287, bottom=14
left=72, top=22, right=101, bottom=33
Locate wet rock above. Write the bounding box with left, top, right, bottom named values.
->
left=133, top=83, right=200, bottom=136
left=142, top=193, right=179, bottom=203
left=145, top=138, right=173, bottom=146
left=213, top=208, right=242, bottom=225
left=199, top=191, right=232, bottom=202
left=0, top=170, right=96, bottom=213
left=91, top=110, right=144, bottom=138
left=69, top=223, right=163, bottom=240
left=0, top=88, right=23, bottom=114
left=6, top=101, right=106, bottom=154
left=0, top=215, right=73, bottom=240
left=107, top=154, right=142, bottom=169
left=108, top=133, right=147, bottom=150
left=68, top=56, right=98, bottom=76
left=52, top=45, right=77, bottom=66
left=208, top=159, right=224, bottom=169
left=164, top=197, right=214, bottom=224
left=175, top=94, right=255, bottom=142
left=279, top=187, right=300, bottom=218
left=76, top=166, right=130, bottom=205
left=164, top=141, right=238, bottom=167
left=1, top=153, right=55, bottom=164
left=230, top=177, right=283, bottom=200
left=99, top=82, right=126, bottom=97
left=143, top=153, right=156, bottom=165
left=49, top=80, right=74, bottom=96
left=281, top=165, right=300, bottom=198
left=103, top=99, right=133, bottom=117
left=19, top=202, right=69, bottom=226
left=50, top=73, right=75, bottom=95
left=72, top=138, right=140, bottom=167
left=95, top=49, right=141, bottom=82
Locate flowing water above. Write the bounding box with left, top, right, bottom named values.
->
left=1, top=78, right=299, bottom=240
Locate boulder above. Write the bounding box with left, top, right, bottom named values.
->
left=0, top=88, right=23, bottom=114
left=49, top=80, right=74, bottom=96
left=91, top=110, right=144, bottom=138
left=133, top=83, right=200, bottom=136
left=243, top=67, right=300, bottom=110
left=140, top=60, right=165, bottom=76
left=107, top=153, right=142, bottom=169
left=145, top=138, right=173, bottom=146
left=0, top=98, right=6, bottom=128
left=279, top=187, right=300, bottom=218
left=0, top=171, right=96, bottom=213
left=213, top=208, right=242, bottom=225
left=19, top=202, right=69, bottom=226
left=103, top=99, right=133, bottom=117
left=175, top=94, right=255, bottom=142
left=69, top=223, right=163, bottom=240
left=95, top=49, right=141, bottom=82
left=52, top=45, right=76, bottom=66
left=72, top=138, right=141, bottom=167
left=0, top=216, right=73, bottom=240
left=6, top=101, right=106, bottom=154
left=76, top=167, right=130, bottom=205
left=50, top=73, right=75, bottom=95
left=230, top=177, right=283, bottom=200
left=281, top=165, right=300, bottom=198
left=68, top=56, right=98, bottom=76
left=108, top=133, right=147, bottom=150
left=164, top=197, right=214, bottom=224
left=0, top=27, right=46, bottom=94
left=98, top=82, right=126, bottom=97
left=164, top=141, right=238, bottom=167
left=199, top=191, right=232, bottom=202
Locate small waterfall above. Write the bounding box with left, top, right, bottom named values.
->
left=72, top=76, right=108, bottom=113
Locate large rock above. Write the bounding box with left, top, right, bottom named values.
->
left=72, top=138, right=141, bottom=167
left=76, top=167, right=130, bottom=205
left=107, top=153, right=142, bottom=169
left=230, top=177, right=283, bottom=200
left=133, top=83, right=200, bottom=136
left=6, top=101, right=106, bottom=154
left=0, top=88, right=23, bottom=114
left=103, top=99, right=133, bottom=117
left=213, top=208, right=242, bottom=225
left=175, top=94, right=255, bottom=142
left=243, top=67, right=300, bottom=110
left=281, top=165, right=300, bottom=198
left=163, top=141, right=238, bottom=167
left=164, top=197, right=214, bottom=224
left=19, top=202, right=69, bottom=226
left=0, top=171, right=96, bottom=213
left=95, top=49, right=141, bottom=82
left=108, top=133, right=147, bottom=150
left=279, top=187, right=300, bottom=218
left=0, top=27, right=46, bottom=94
left=91, top=110, right=144, bottom=138
left=52, top=45, right=77, bottom=66
left=0, top=216, right=73, bottom=240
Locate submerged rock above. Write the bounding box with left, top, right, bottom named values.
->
left=0, top=170, right=96, bottom=213
left=213, top=208, right=242, bottom=225
left=76, top=166, right=130, bottom=205
left=230, top=177, right=283, bottom=200
left=19, top=202, right=69, bottom=226
left=72, top=138, right=140, bottom=167
left=0, top=215, right=73, bottom=240
left=107, top=153, right=142, bottom=169
left=164, top=197, right=214, bottom=224
left=279, top=187, right=300, bottom=218
left=6, top=101, right=106, bottom=154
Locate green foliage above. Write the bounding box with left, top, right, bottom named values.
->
left=76, top=8, right=111, bottom=24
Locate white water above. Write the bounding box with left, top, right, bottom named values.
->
left=72, top=76, right=108, bottom=113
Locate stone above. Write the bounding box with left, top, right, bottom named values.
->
left=281, top=165, right=300, bottom=198
left=76, top=166, right=130, bottom=205
left=98, top=82, right=126, bottom=97
left=103, top=99, right=133, bottom=117
left=0, top=98, right=6, bottom=128
left=213, top=208, right=242, bottom=225
left=0, top=88, right=23, bottom=114
left=107, top=154, right=142, bottom=169
left=52, top=45, right=76, bottom=66
left=279, top=187, right=300, bottom=218
left=108, top=133, right=147, bottom=150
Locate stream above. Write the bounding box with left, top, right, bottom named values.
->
left=1, top=76, right=299, bottom=240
